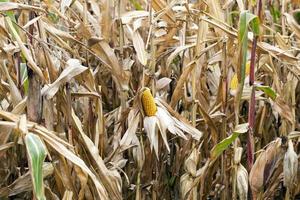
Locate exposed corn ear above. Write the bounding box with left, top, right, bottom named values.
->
left=230, top=74, right=239, bottom=91
left=230, top=61, right=251, bottom=91
left=141, top=88, right=157, bottom=116
left=245, top=61, right=251, bottom=75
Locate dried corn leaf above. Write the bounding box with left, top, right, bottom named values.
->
left=71, top=110, right=122, bottom=200
left=152, top=0, right=176, bottom=25
left=42, top=59, right=87, bottom=99
left=0, top=163, right=53, bottom=197
left=127, top=25, right=148, bottom=66
left=285, top=13, right=300, bottom=38
left=0, top=2, right=45, bottom=12
left=5, top=17, right=44, bottom=81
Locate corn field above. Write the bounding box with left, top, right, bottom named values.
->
left=0, top=0, right=300, bottom=199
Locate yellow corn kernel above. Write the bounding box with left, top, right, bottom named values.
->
left=230, top=61, right=251, bottom=90
left=245, top=61, right=250, bottom=75
left=141, top=88, right=157, bottom=116
left=230, top=74, right=239, bottom=90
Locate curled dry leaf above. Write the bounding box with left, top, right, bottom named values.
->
left=120, top=109, right=140, bottom=148
left=62, top=190, right=73, bottom=200
left=0, top=2, right=45, bottom=12
left=41, top=59, right=87, bottom=99
left=271, top=97, right=294, bottom=124
left=166, top=44, right=195, bottom=67
left=170, top=63, right=195, bottom=108
left=152, top=0, right=176, bottom=25
left=121, top=11, right=149, bottom=24
left=127, top=25, right=148, bottom=66
left=132, top=133, right=145, bottom=171
left=0, top=61, right=22, bottom=107
left=285, top=12, right=300, bottom=38
left=184, top=148, right=199, bottom=177
left=156, top=77, right=172, bottom=90
left=180, top=173, right=194, bottom=199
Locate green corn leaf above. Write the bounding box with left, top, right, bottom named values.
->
left=20, top=63, right=29, bottom=94
left=293, top=10, right=300, bottom=25
left=237, top=11, right=260, bottom=100
left=270, top=5, right=281, bottom=23
left=210, top=123, right=248, bottom=160
left=129, top=0, right=143, bottom=10
left=250, top=16, right=260, bottom=36
left=25, top=133, right=47, bottom=200
left=5, top=16, right=44, bottom=79
left=0, top=0, right=18, bottom=32
left=47, top=12, right=59, bottom=24
left=256, top=85, right=277, bottom=100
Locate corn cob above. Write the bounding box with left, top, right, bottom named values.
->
left=141, top=88, right=157, bottom=116
left=230, top=61, right=251, bottom=90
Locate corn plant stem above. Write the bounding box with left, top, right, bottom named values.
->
left=281, top=0, right=286, bottom=36
left=118, top=0, right=124, bottom=61
left=96, top=86, right=104, bottom=155
left=232, top=164, right=237, bottom=200
left=247, top=86, right=255, bottom=169
left=117, top=0, right=127, bottom=109
left=233, top=132, right=238, bottom=199
left=220, top=40, right=228, bottom=200
left=186, top=2, right=197, bottom=198
left=150, top=36, right=156, bottom=94
left=292, top=79, right=296, bottom=131
left=192, top=58, right=197, bottom=141
left=192, top=13, right=202, bottom=128
left=192, top=68, right=196, bottom=127
left=191, top=30, right=198, bottom=200
left=191, top=13, right=198, bottom=200
left=247, top=0, right=262, bottom=170
left=148, top=2, right=158, bottom=200
left=27, top=2, right=42, bottom=124
left=84, top=1, right=89, bottom=70
left=148, top=0, right=156, bottom=94
left=247, top=36, right=257, bottom=170
left=136, top=114, right=144, bottom=200
left=233, top=68, right=239, bottom=199
left=135, top=171, right=141, bottom=200
left=192, top=13, right=202, bottom=130
left=285, top=188, right=290, bottom=200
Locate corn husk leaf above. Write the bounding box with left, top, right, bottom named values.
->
left=237, top=164, right=248, bottom=200
left=283, top=140, right=298, bottom=189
